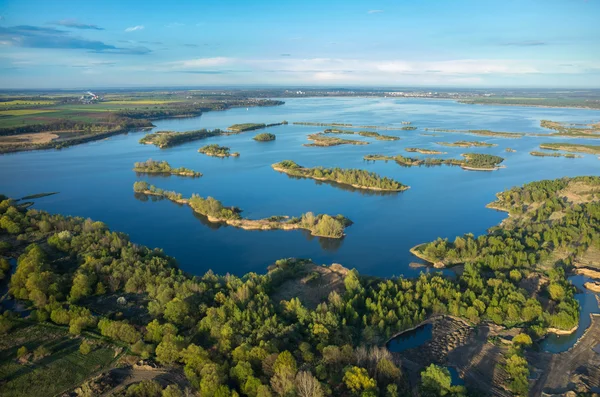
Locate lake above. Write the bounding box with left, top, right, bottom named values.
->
left=1, top=97, right=599, bottom=279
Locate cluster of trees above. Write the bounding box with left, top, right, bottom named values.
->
left=198, top=144, right=240, bottom=157
left=365, top=153, right=504, bottom=170
left=539, top=143, right=600, bottom=155
left=461, top=153, right=504, bottom=169
left=140, top=129, right=222, bottom=149
left=188, top=194, right=241, bottom=221
left=1, top=176, right=596, bottom=396
left=293, top=212, right=349, bottom=239
left=229, top=123, right=267, bottom=132
left=133, top=181, right=184, bottom=202
left=322, top=129, right=399, bottom=141
left=253, top=133, right=276, bottom=142
left=530, top=151, right=579, bottom=159
left=272, top=161, right=408, bottom=191
left=133, top=159, right=202, bottom=177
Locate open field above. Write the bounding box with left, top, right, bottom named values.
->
left=0, top=322, right=118, bottom=397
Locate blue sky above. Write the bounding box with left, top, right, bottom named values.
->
left=0, top=0, right=598, bottom=88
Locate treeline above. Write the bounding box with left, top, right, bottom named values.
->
left=273, top=160, right=409, bottom=191
left=0, top=118, right=152, bottom=137
left=133, top=159, right=202, bottom=177
left=140, top=129, right=222, bottom=149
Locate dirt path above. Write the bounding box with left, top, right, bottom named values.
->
left=99, top=365, right=189, bottom=396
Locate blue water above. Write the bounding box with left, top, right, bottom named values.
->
left=387, top=323, right=433, bottom=352
left=0, top=98, right=599, bottom=279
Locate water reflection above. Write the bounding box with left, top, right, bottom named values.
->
left=301, top=229, right=345, bottom=252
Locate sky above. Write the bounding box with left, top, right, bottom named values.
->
left=0, top=0, right=599, bottom=89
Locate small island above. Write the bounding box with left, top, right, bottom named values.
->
left=540, top=119, right=600, bottom=137
left=139, top=129, right=222, bottom=148
left=323, top=129, right=400, bottom=141
left=405, top=148, right=446, bottom=155
left=198, top=144, right=240, bottom=157
left=227, top=121, right=288, bottom=133
left=505, top=148, right=516, bottom=152
left=133, top=181, right=351, bottom=238
left=539, top=143, right=600, bottom=155
left=272, top=160, right=409, bottom=191
left=304, top=133, right=369, bottom=147
left=253, top=132, right=276, bottom=141
left=365, top=153, right=504, bottom=171
left=437, top=140, right=497, bottom=148
left=530, top=151, right=581, bottom=159
left=133, top=159, right=202, bottom=177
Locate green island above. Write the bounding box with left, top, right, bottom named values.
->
left=253, top=133, right=276, bottom=141
left=405, top=148, right=446, bottom=155
left=228, top=121, right=288, bottom=133
left=139, top=129, right=222, bottom=148
left=0, top=92, right=283, bottom=153
left=304, top=133, right=369, bottom=147
left=272, top=160, right=409, bottom=191
left=294, top=121, right=415, bottom=131
left=198, top=144, right=240, bottom=157
left=132, top=182, right=350, bottom=238
left=505, top=148, right=516, bottom=152
left=365, top=153, right=505, bottom=171
left=424, top=128, right=523, bottom=138
left=530, top=151, right=581, bottom=159
left=133, top=159, right=202, bottom=177
left=539, top=143, right=600, bottom=155
left=323, top=129, right=400, bottom=141
left=2, top=176, right=599, bottom=396
left=437, top=140, right=497, bottom=148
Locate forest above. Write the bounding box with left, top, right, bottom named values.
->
left=272, top=160, right=409, bottom=191
left=1, top=176, right=597, bottom=395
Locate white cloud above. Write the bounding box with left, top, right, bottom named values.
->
left=164, top=57, right=233, bottom=70
left=124, top=25, right=144, bottom=32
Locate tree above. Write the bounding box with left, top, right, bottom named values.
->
left=295, top=371, right=323, bottom=397
left=420, top=364, right=455, bottom=397
left=343, top=366, right=376, bottom=395
left=80, top=340, right=92, bottom=355
left=17, top=346, right=29, bottom=359
left=270, top=351, right=297, bottom=397
left=505, top=354, right=529, bottom=396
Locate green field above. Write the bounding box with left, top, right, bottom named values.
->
left=0, top=322, right=117, bottom=397
left=0, top=100, right=56, bottom=107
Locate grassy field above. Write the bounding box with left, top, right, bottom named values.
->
left=104, top=100, right=181, bottom=105
left=0, top=322, right=117, bottom=397
left=0, top=109, right=58, bottom=116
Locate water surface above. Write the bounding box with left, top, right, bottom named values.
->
left=1, top=97, right=599, bottom=277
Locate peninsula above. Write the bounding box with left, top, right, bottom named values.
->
left=133, top=181, right=351, bottom=238
left=364, top=153, right=504, bottom=171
